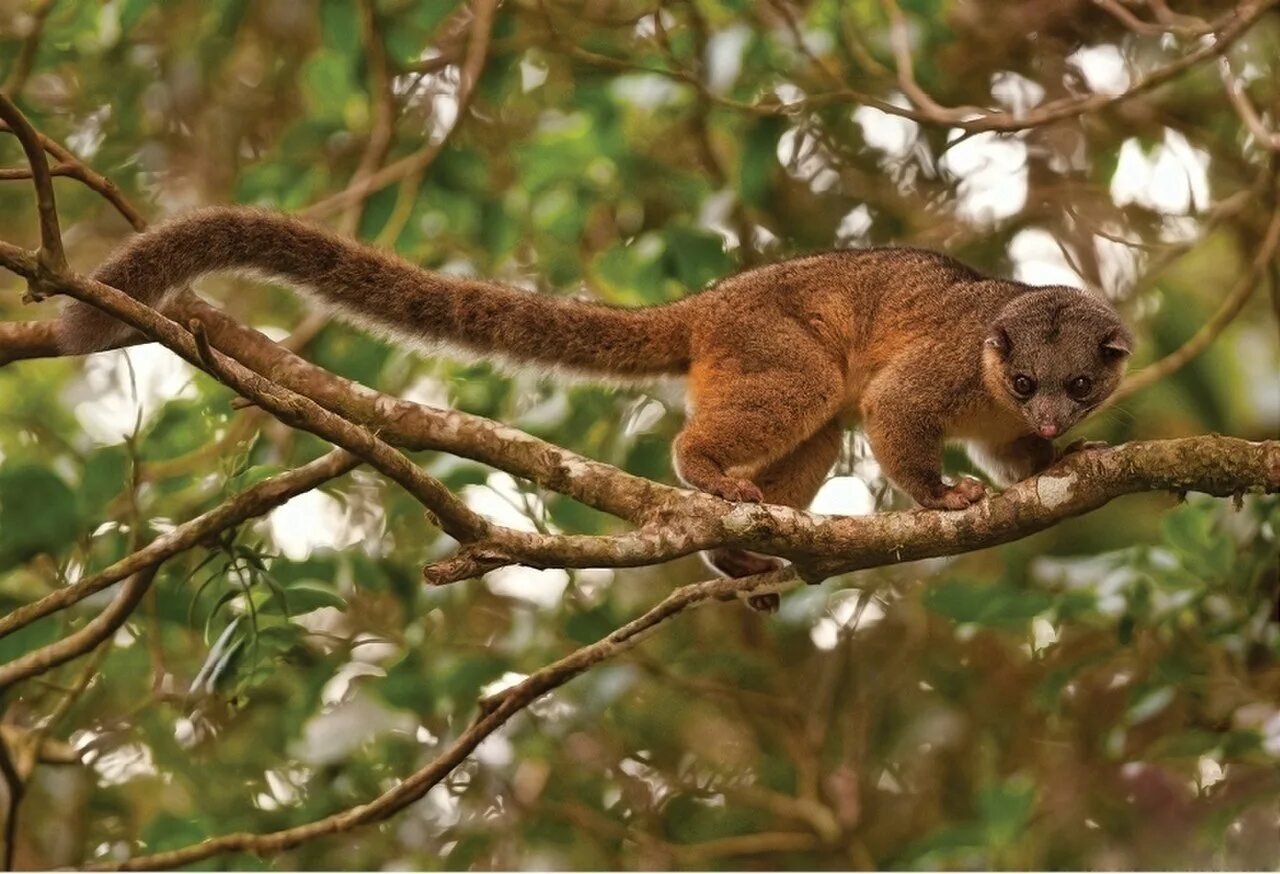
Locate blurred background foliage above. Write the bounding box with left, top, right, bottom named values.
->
left=0, top=0, right=1278, bottom=868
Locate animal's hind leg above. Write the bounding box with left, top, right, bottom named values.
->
left=706, top=421, right=844, bottom=612
left=674, top=357, right=843, bottom=504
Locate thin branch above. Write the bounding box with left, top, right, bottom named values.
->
left=0, top=732, right=22, bottom=871
left=551, top=0, right=1275, bottom=133
left=2, top=0, right=57, bottom=96
left=0, top=728, right=78, bottom=766
left=1093, top=0, right=1179, bottom=36
left=303, top=0, right=498, bottom=221
left=78, top=566, right=797, bottom=872
left=673, top=831, right=821, bottom=863
left=1113, top=203, right=1280, bottom=402
left=0, top=126, right=149, bottom=231
left=0, top=91, right=64, bottom=271
left=881, top=0, right=1275, bottom=133
left=1220, top=57, right=1280, bottom=151
left=880, top=0, right=987, bottom=122
left=0, top=567, right=158, bottom=690
left=0, top=450, right=360, bottom=641
left=336, top=0, right=397, bottom=237
left=184, top=318, right=490, bottom=542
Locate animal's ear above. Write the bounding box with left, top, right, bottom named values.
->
left=1100, top=327, right=1132, bottom=362
left=984, top=323, right=1012, bottom=357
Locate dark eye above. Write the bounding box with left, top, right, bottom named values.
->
left=1012, top=375, right=1036, bottom=398
left=1067, top=376, right=1093, bottom=400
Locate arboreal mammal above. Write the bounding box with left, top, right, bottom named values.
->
left=58, top=207, right=1132, bottom=603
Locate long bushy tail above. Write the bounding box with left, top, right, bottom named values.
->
left=58, top=206, right=693, bottom=378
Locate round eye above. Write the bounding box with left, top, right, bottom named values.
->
left=1012, top=375, right=1036, bottom=398
left=1068, top=376, right=1093, bottom=399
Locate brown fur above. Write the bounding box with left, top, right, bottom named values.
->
left=59, top=207, right=1132, bottom=595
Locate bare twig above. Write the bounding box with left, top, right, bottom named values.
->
left=336, top=0, right=398, bottom=237
left=0, top=730, right=23, bottom=870
left=2, top=0, right=58, bottom=96
left=1113, top=203, right=1280, bottom=402
left=0, top=90, right=64, bottom=271
left=0, top=138, right=148, bottom=231
left=304, top=0, right=499, bottom=222
left=551, top=0, right=1275, bottom=133
left=0, top=567, right=158, bottom=690
left=1220, top=57, right=1280, bottom=151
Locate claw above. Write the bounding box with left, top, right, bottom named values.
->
left=920, top=476, right=987, bottom=510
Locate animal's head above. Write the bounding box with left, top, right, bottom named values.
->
left=982, top=288, right=1131, bottom=438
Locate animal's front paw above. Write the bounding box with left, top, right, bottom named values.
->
left=708, top=477, right=764, bottom=503
left=920, top=476, right=987, bottom=510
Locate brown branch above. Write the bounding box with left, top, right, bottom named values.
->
left=0, top=450, right=360, bottom=641
left=1093, top=0, right=1181, bottom=35
left=673, top=831, right=821, bottom=863
left=0, top=567, right=158, bottom=690
left=0, top=91, right=64, bottom=271
left=0, top=728, right=78, bottom=767
left=1220, top=57, right=1280, bottom=151
left=1113, top=202, right=1280, bottom=402
left=550, top=0, right=1275, bottom=133
left=880, top=0, right=987, bottom=122
left=77, top=565, right=796, bottom=872
left=183, top=317, right=490, bottom=542
left=2, top=0, right=57, bottom=96
left=335, top=0, right=397, bottom=237
left=878, top=0, right=1276, bottom=133
left=303, top=0, right=498, bottom=221
left=0, top=732, right=20, bottom=871
left=0, top=125, right=147, bottom=231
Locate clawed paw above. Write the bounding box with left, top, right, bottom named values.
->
left=705, top=549, right=784, bottom=613
left=709, top=477, right=764, bottom=504
left=922, top=476, right=987, bottom=510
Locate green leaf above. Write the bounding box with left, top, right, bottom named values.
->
left=319, top=0, right=359, bottom=54
left=0, top=463, right=81, bottom=572
left=81, top=445, right=131, bottom=520
left=924, top=578, right=1054, bottom=629
left=739, top=117, right=784, bottom=208
left=978, top=775, right=1035, bottom=847
left=282, top=580, right=348, bottom=613
left=665, top=225, right=732, bottom=290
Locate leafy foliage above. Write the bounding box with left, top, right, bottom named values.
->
left=0, top=0, right=1277, bottom=869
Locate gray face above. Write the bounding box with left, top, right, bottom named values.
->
left=986, top=289, right=1131, bottom=438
